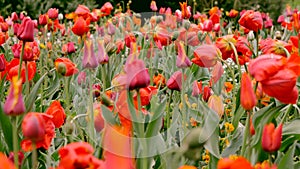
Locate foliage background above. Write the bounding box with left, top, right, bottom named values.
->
left=0, top=0, right=298, bottom=20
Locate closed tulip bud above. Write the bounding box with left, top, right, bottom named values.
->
left=82, top=39, right=98, bottom=69
left=72, top=17, right=89, bottom=37
left=0, top=22, right=8, bottom=32
left=77, top=71, right=86, bottom=86
left=38, top=14, right=48, bottom=26
left=47, top=8, right=59, bottom=19
left=11, top=12, right=19, bottom=21
left=183, top=20, right=191, bottom=30
left=93, top=84, right=101, bottom=97
left=202, top=86, right=212, bottom=102
left=150, top=0, right=158, bottom=11
left=247, top=30, right=255, bottom=41
left=167, top=71, right=183, bottom=91
left=22, top=113, right=46, bottom=142
left=58, top=13, right=64, bottom=20
left=4, top=76, right=26, bottom=116
left=0, top=54, right=6, bottom=71
left=107, top=21, right=115, bottom=35
left=17, top=17, right=35, bottom=42
left=172, top=31, right=179, bottom=41
left=240, top=73, right=257, bottom=110
left=97, top=39, right=109, bottom=64
left=67, top=42, right=76, bottom=54
left=13, top=23, right=20, bottom=35
left=262, top=123, right=282, bottom=153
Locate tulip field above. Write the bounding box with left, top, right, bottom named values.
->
left=1, top=1, right=300, bottom=169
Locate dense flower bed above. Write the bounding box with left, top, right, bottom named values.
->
left=0, top=1, right=300, bottom=169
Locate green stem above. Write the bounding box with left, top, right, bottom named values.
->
left=241, top=111, right=251, bottom=158
left=64, top=77, right=70, bottom=112
left=12, top=117, right=19, bottom=169
left=255, top=31, right=259, bottom=58
left=32, top=142, right=37, bottom=169
left=136, top=89, right=148, bottom=169
left=181, top=68, right=187, bottom=134
left=18, top=41, right=26, bottom=80
left=280, top=104, right=293, bottom=124
left=229, top=42, right=241, bottom=81
left=100, top=65, right=106, bottom=90
left=88, top=69, right=95, bottom=147
left=166, top=90, right=173, bottom=129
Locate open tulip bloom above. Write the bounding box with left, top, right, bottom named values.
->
left=1, top=2, right=300, bottom=169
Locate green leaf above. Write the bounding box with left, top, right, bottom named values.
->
left=145, top=96, right=166, bottom=137
left=198, top=102, right=220, bottom=144
left=204, top=127, right=220, bottom=158
left=25, top=71, right=50, bottom=113
left=283, top=119, right=300, bottom=135
left=0, top=103, right=13, bottom=152
left=232, top=106, right=244, bottom=130
left=278, top=141, right=296, bottom=169
left=100, top=105, right=117, bottom=126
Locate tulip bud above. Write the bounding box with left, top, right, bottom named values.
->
left=172, top=31, right=179, bottom=41
left=203, top=20, right=213, bottom=32
left=0, top=54, right=6, bottom=71
left=11, top=12, right=19, bottom=21
left=8, top=151, right=24, bottom=167
left=67, top=42, right=76, bottom=54
left=107, top=21, right=115, bottom=35
left=167, top=71, right=183, bottom=91
left=38, top=14, right=48, bottom=26
left=240, top=73, right=257, bottom=110
left=97, top=39, right=109, bottom=64
left=82, top=39, right=98, bottom=69
left=77, top=71, right=86, bottom=86
left=150, top=0, right=158, bottom=11
left=192, top=80, right=202, bottom=97
left=93, top=84, right=101, bottom=97
left=202, top=86, right=212, bottom=102
left=22, top=113, right=46, bottom=142
left=262, top=123, right=282, bottom=153
left=58, top=13, right=64, bottom=20
left=247, top=31, right=255, bottom=41
left=124, top=59, right=150, bottom=90
left=176, top=41, right=192, bottom=68
left=183, top=20, right=191, bottom=30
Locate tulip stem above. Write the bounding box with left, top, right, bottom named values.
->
left=18, top=41, right=26, bottom=80
left=25, top=61, right=30, bottom=95
left=280, top=104, right=293, bottom=124
left=181, top=68, right=187, bottom=134
left=241, top=111, right=251, bottom=158
left=166, top=90, right=173, bottom=130
left=88, top=70, right=95, bottom=147
left=255, top=31, right=259, bottom=58
left=32, top=142, right=37, bottom=169
left=229, top=42, right=241, bottom=81
left=12, top=117, right=19, bottom=169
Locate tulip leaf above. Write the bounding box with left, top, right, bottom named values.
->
left=204, top=127, right=220, bottom=158
left=145, top=95, right=166, bottom=137
left=25, top=70, right=52, bottom=113
left=232, top=106, right=244, bottom=130
left=221, top=123, right=243, bottom=157
left=282, top=119, right=300, bottom=135
left=198, top=101, right=220, bottom=144
left=278, top=141, right=296, bottom=169
left=0, top=103, right=13, bottom=152
left=100, top=105, right=117, bottom=126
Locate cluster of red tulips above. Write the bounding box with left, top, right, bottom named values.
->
left=0, top=1, right=300, bottom=169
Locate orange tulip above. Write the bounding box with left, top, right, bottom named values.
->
left=71, top=16, right=89, bottom=37
left=7, top=59, right=36, bottom=83
left=55, top=58, right=78, bottom=76
left=178, top=165, right=197, bottom=169
left=240, top=73, right=257, bottom=110
left=217, top=156, right=253, bottom=169
left=179, top=2, right=191, bottom=19
left=0, top=152, right=16, bottom=169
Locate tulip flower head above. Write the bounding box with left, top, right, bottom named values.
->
left=4, top=76, right=26, bottom=116
left=192, top=44, right=221, bottom=67
left=82, top=39, right=98, bottom=69
left=17, top=17, right=35, bottom=42
left=240, top=73, right=257, bottom=110
left=55, top=58, right=79, bottom=76
left=45, top=100, right=66, bottom=128
left=262, top=123, right=282, bottom=153
left=239, top=10, right=263, bottom=32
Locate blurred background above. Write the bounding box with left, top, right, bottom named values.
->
left=0, top=0, right=298, bottom=20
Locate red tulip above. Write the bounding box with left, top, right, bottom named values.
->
left=8, top=151, right=24, bottom=167
left=38, top=14, right=48, bottom=26
left=124, top=33, right=136, bottom=48
left=67, top=42, right=76, bottom=54
left=75, top=4, right=90, bottom=18
left=7, top=59, right=36, bottom=83
left=238, top=10, right=263, bottom=32
left=57, top=142, right=103, bottom=169
left=262, top=123, right=282, bottom=153
left=13, top=23, right=20, bottom=35
left=240, top=73, right=257, bottom=110
left=45, top=100, right=66, bottom=128
left=215, top=35, right=238, bottom=60
left=11, top=12, right=19, bottom=21
left=124, top=59, right=150, bottom=90
left=0, top=31, right=7, bottom=46
left=71, top=17, right=89, bottom=37
left=211, top=61, right=224, bottom=84
left=203, top=20, right=213, bottom=32
left=202, top=86, right=212, bottom=102
left=227, top=9, right=239, bottom=18
left=0, top=22, right=8, bottom=32
left=47, top=8, right=59, bottom=19
left=192, top=44, right=220, bottom=67
left=21, top=112, right=55, bottom=151
left=167, top=71, right=183, bottom=91
left=22, top=41, right=40, bottom=61
left=133, top=86, right=157, bottom=106
left=3, top=76, right=25, bottom=116
left=17, top=17, right=35, bottom=42
left=0, top=53, right=6, bottom=72
left=55, top=58, right=78, bottom=76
